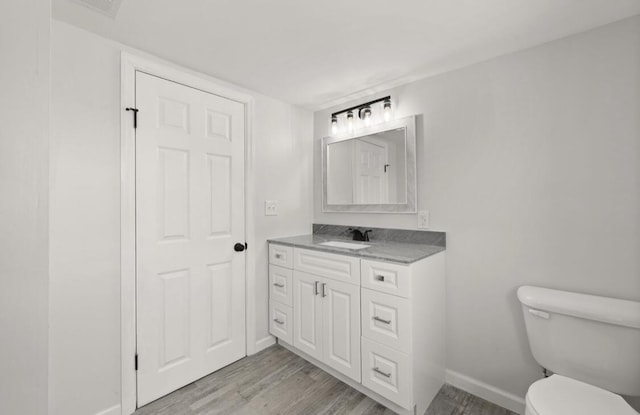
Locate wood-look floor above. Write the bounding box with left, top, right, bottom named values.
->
left=134, top=344, right=518, bottom=415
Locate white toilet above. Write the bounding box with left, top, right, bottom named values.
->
left=518, top=285, right=640, bottom=415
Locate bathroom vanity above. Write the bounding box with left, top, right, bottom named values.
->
left=267, top=226, right=446, bottom=415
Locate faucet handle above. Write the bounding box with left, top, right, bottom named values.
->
left=363, top=230, right=372, bottom=242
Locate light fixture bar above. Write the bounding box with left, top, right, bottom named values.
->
left=330, top=96, right=391, bottom=119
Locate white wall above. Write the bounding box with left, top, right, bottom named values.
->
left=314, top=16, right=640, bottom=409
left=0, top=1, right=50, bottom=414
left=251, top=96, right=314, bottom=345
left=50, top=21, right=313, bottom=415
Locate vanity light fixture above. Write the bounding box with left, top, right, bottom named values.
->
left=329, top=96, right=391, bottom=134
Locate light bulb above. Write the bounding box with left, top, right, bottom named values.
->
left=347, top=111, right=354, bottom=132
left=363, top=107, right=372, bottom=127
left=331, top=115, right=338, bottom=134
left=358, top=106, right=371, bottom=127
left=383, top=98, right=392, bottom=122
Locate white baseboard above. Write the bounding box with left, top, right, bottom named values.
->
left=94, top=404, right=121, bottom=415
left=445, top=369, right=526, bottom=415
left=253, top=335, right=276, bottom=354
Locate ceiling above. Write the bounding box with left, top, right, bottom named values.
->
left=53, top=0, right=640, bottom=110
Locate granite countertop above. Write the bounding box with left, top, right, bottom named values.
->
left=268, top=234, right=445, bottom=264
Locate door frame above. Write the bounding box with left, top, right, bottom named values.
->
left=120, top=52, right=256, bottom=415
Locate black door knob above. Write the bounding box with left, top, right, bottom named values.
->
left=234, top=243, right=246, bottom=252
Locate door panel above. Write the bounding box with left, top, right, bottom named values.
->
left=136, top=72, right=245, bottom=406
left=206, top=154, right=232, bottom=236
left=293, top=271, right=322, bottom=360
left=158, top=269, right=190, bottom=369
left=354, top=139, right=388, bottom=203
left=322, top=279, right=361, bottom=382
left=207, top=262, right=232, bottom=349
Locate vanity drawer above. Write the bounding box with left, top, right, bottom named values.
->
left=361, top=288, right=411, bottom=354
left=293, top=248, right=360, bottom=285
left=269, top=301, right=293, bottom=345
left=269, top=265, right=292, bottom=307
left=269, top=243, right=293, bottom=268
left=361, top=337, right=412, bottom=410
left=361, top=259, right=411, bottom=298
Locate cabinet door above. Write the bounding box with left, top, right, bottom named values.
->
left=322, top=279, right=361, bottom=382
left=269, top=243, right=293, bottom=268
left=361, top=259, right=411, bottom=298
left=269, top=264, right=292, bottom=307
left=293, top=271, right=322, bottom=360
left=269, top=301, right=293, bottom=345
left=361, top=288, right=411, bottom=354
left=361, top=338, right=412, bottom=409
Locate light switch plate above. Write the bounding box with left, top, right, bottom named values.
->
left=265, top=200, right=278, bottom=216
left=417, top=210, right=429, bottom=229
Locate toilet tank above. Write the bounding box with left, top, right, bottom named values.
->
left=518, top=286, right=640, bottom=396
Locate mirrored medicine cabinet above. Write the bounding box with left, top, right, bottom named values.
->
left=322, top=115, right=417, bottom=213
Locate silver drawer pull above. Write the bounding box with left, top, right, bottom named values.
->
left=375, top=275, right=385, bottom=282
left=273, top=318, right=284, bottom=325
left=275, top=254, right=283, bottom=259
left=373, top=316, right=391, bottom=324
left=373, top=367, right=391, bottom=378
left=273, top=283, right=285, bottom=288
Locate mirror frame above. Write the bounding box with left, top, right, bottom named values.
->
left=322, top=115, right=417, bottom=213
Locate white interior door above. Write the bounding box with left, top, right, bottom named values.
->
left=135, top=72, right=246, bottom=406
left=354, top=139, right=388, bottom=203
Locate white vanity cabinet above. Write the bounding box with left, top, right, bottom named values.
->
left=268, top=242, right=445, bottom=415
left=292, top=270, right=361, bottom=381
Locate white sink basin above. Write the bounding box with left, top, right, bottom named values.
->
left=318, top=241, right=371, bottom=250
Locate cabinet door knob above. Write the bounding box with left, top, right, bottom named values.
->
left=375, top=275, right=385, bottom=282
left=373, top=316, right=392, bottom=324
left=321, top=282, right=327, bottom=297
left=314, top=281, right=319, bottom=296
left=273, top=283, right=285, bottom=288
left=373, top=367, right=391, bottom=378
left=275, top=254, right=282, bottom=259
left=273, top=318, right=284, bottom=325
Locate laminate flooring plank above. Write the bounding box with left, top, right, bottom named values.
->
left=316, top=386, right=370, bottom=415
left=134, top=344, right=518, bottom=415
left=236, top=355, right=310, bottom=401
left=279, top=371, right=346, bottom=415
left=347, top=398, right=396, bottom=415
left=242, top=365, right=317, bottom=415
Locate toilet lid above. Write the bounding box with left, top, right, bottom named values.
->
left=527, top=375, right=638, bottom=415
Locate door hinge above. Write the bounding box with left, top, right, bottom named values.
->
left=135, top=354, right=138, bottom=371
left=126, top=107, right=139, bottom=129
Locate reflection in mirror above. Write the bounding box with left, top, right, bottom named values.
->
left=327, top=128, right=406, bottom=204
left=322, top=115, right=416, bottom=213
